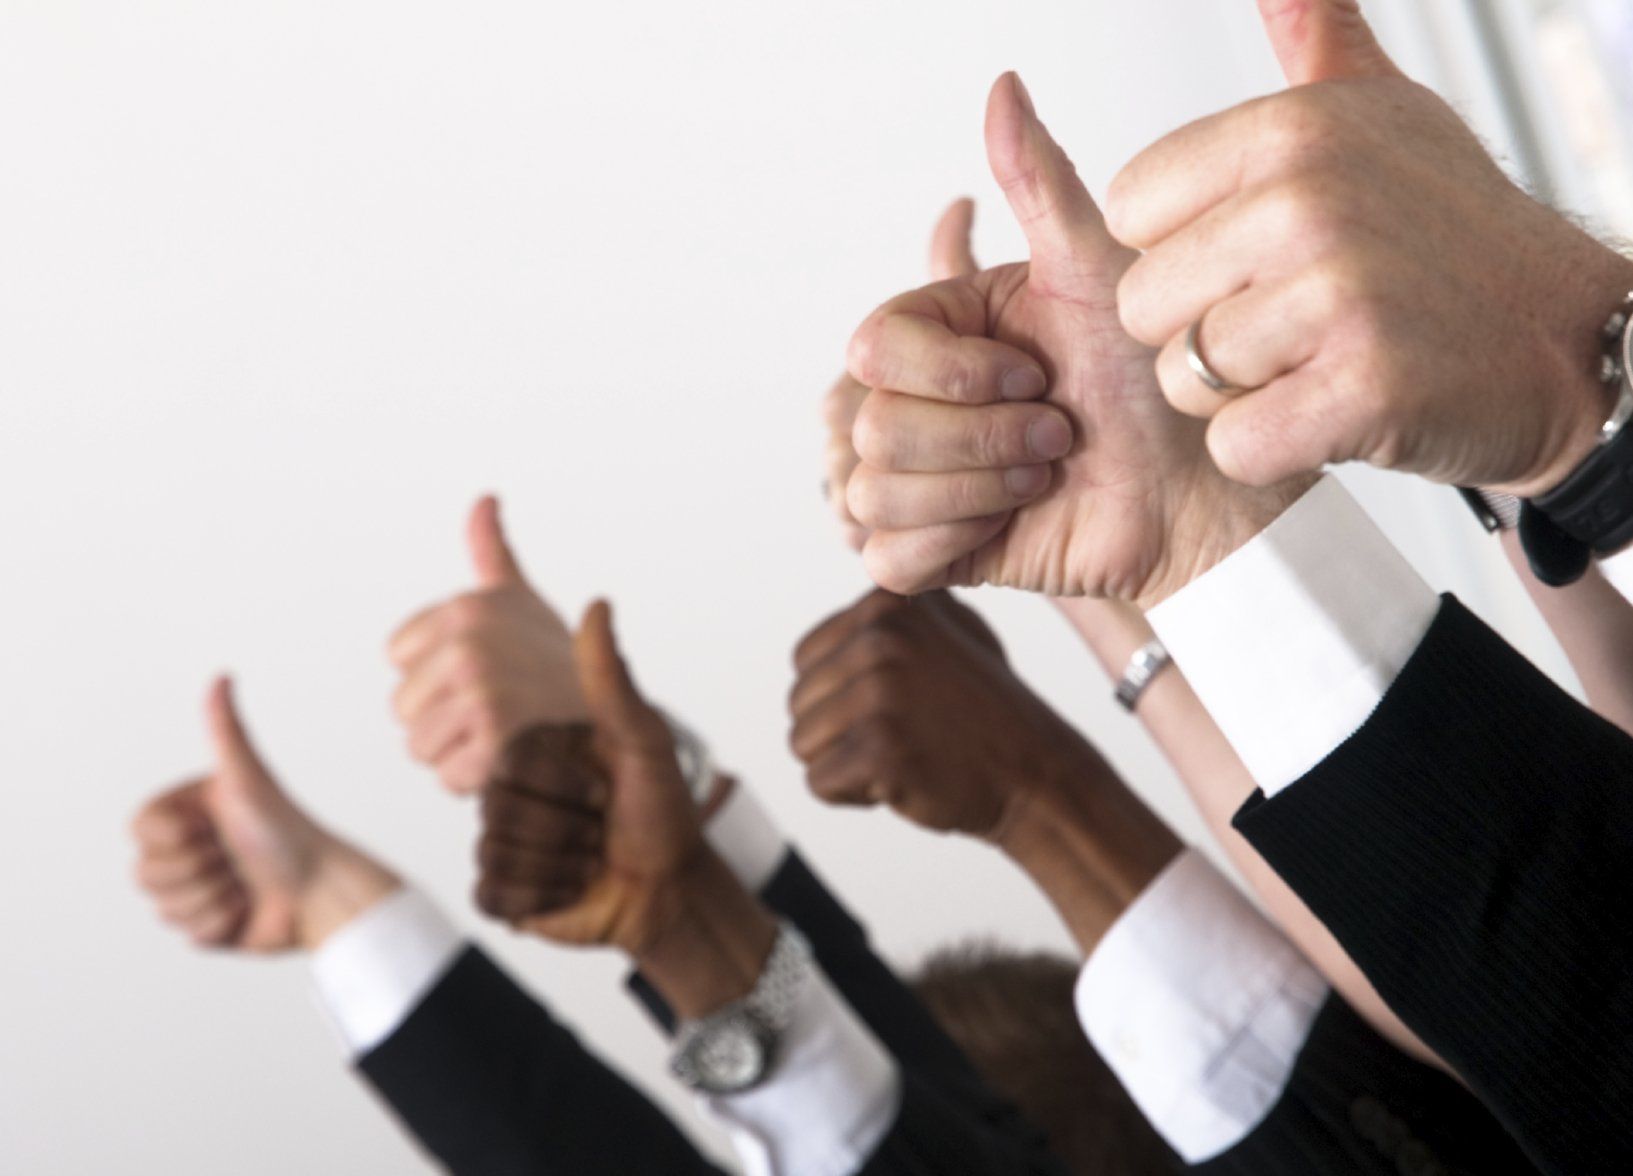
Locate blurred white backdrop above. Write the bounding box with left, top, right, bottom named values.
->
left=0, top=1, right=1606, bottom=1171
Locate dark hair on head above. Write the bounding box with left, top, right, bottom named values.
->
left=910, top=941, right=1183, bottom=1176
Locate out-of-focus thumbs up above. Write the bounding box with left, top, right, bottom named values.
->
left=1256, top=0, right=1402, bottom=86
left=929, top=197, right=979, bottom=281
left=467, top=494, right=526, bottom=588
left=573, top=600, right=664, bottom=756
left=204, top=676, right=276, bottom=801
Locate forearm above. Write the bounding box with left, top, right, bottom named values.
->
left=1498, top=530, right=1633, bottom=736
left=1050, top=596, right=1438, bottom=1067
left=298, top=834, right=403, bottom=950
left=992, top=733, right=1181, bottom=954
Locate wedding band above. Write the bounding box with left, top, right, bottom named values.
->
left=1185, top=318, right=1237, bottom=394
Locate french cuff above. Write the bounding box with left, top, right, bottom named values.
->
left=1148, top=476, right=1438, bottom=796
left=309, top=887, right=466, bottom=1057
left=705, top=781, right=787, bottom=894
left=1598, top=546, right=1633, bottom=604
left=1077, top=849, right=1328, bottom=1164
left=698, top=971, right=901, bottom=1176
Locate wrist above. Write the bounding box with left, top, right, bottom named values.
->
left=296, top=836, right=402, bottom=951
left=993, top=749, right=1181, bottom=954
left=1505, top=249, right=1633, bottom=498
left=1133, top=470, right=1318, bottom=612
left=631, top=848, right=779, bottom=1020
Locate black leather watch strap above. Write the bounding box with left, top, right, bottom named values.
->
left=1530, top=410, right=1633, bottom=555
left=1519, top=501, right=1594, bottom=587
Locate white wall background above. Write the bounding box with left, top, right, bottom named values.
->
left=0, top=1, right=1602, bottom=1171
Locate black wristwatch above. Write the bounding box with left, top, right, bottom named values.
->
left=1517, top=291, right=1633, bottom=587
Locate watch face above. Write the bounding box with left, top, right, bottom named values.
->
left=688, top=1013, right=771, bottom=1094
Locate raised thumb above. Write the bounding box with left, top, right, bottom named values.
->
left=929, top=197, right=979, bottom=281
left=573, top=600, right=660, bottom=750
left=205, top=676, right=277, bottom=799
left=1257, top=0, right=1403, bottom=86
left=984, top=72, right=1125, bottom=291
left=467, top=495, right=526, bottom=588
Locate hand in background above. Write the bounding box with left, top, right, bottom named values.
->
left=1109, top=0, right=1633, bottom=495
left=477, top=601, right=704, bottom=955
left=788, top=589, right=1178, bottom=950
left=823, top=198, right=983, bottom=551
left=131, top=679, right=397, bottom=952
left=477, top=602, right=774, bottom=1016
left=845, top=74, right=1301, bottom=605
left=789, top=589, right=1074, bottom=838
left=389, top=496, right=587, bottom=794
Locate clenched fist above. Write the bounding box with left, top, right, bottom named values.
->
left=1109, top=0, right=1633, bottom=494
left=788, top=590, right=1107, bottom=839
left=822, top=198, right=984, bottom=551
left=131, top=679, right=397, bottom=952
left=389, top=496, right=587, bottom=794
left=845, top=73, right=1300, bottom=605
left=788, top=589, right=1179, bottom=948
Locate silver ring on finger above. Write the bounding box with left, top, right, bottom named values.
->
left=1185, top=317, right=1243, bottom=394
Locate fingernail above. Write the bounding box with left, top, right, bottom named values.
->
left=1027, top=413, right=1072, bottom=460
left=1002, top=366, right=1047, bottom=400
left=1004, top=465, right=1050, bottom=498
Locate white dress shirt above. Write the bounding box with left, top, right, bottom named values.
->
left=309, top=780, right=899, bottom=1176
left=1076, top=849, right=1329, bottom=1163
left=1147, top=475, right=1440, bottom=797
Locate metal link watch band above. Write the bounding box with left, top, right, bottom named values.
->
left=670, top=923, right=813, bottom=1094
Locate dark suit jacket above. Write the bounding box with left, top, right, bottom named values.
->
left=356, top=847, right=1068, bottom=1174
left=1232, top=595, right=1633, bottom=1175
left=359, top=946, right=725, bottom=1175
left=354, top=817, right=1539, bottom=1173
left=1202, top=995, right=1536, bottom=1175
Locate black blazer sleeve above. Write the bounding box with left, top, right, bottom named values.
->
left=629, top=849, right=1067, bottom=1175
left=357, top=947, right=724, bottom=1175
left=1232, top=595, right=1633, bottom=1175
left=1198, top=994, right=1537, bottom=1176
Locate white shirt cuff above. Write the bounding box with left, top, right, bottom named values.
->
left=1077, top=850, right=1329, bottom=1163
left=1148, top=476, right=1438, bottom=796
left=705, top=782, right=787, bottom=894
left=308, top=887, right=466, bottom=1057
left=699, top=970, right=901, bottom=1176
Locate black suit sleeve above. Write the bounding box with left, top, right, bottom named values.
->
left=1232, top=595, right=1633, bottom=1175
left=357, top=947, right=724, bottom=1175
left=1199, top=994, right=1537, bottom=1175
left=629, top=850, right=1067, bottom=1175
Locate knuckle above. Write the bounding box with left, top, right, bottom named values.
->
left=851, top=396, right=901, bottom=469
left=1115, top=264, right=1161, bottom=345
left=1208, top=412, right=1281, bottom=487
left=846, top=324, right=881, bottom=386
left=845, top=468, right=887, bottom=529
left=1262, top=90, right=1344, bottom=160
left=938, top=356, right=975, bottom=404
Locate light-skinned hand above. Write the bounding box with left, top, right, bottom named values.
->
left=1109, top=0, right=1633, bottom=496
left=845, top=73, right=1303, bottom=606
left=131, top=679, right=397, bottom=953
left=388, top=496, right=587, bottom=795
